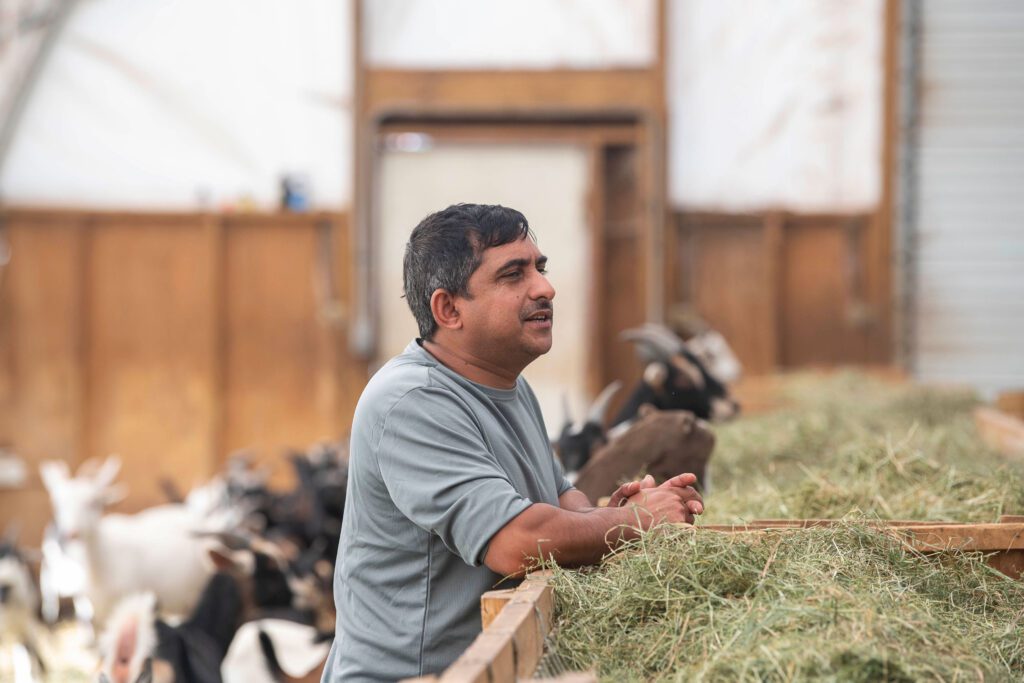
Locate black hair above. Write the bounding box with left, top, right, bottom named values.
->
left=403, top=203, right=532, bottom=340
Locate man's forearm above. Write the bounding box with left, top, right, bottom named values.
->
left=484, top=503, right=649, bottom=577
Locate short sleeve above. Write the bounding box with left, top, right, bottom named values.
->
left=376, top=387, right=532, bottom=567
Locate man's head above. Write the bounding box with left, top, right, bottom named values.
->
left=404, top=203, right=555, bottom=373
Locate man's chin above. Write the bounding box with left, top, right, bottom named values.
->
left=526, top=335, right=553, bottom=357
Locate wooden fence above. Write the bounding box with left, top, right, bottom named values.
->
left=0, top=208, right=366, bottom=544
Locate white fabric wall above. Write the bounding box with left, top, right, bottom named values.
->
left=377, top=144, right=592, bottom=435
left=1, top=0, right=353, bottom=209
left=911, top=1, right=1024, bottom=396
left=667, top=0, right=884, bottom=211
left=364, top=0, right=655, bottom=69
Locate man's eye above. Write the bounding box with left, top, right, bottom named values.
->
left=503, top=271, right=521, bottom=279
left=537, top=267, right=548, bottom=275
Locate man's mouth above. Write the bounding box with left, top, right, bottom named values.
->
left=523, top=309, right=553, bottom=326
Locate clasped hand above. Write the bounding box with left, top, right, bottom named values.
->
left=607, top=473, right=704, bottom=527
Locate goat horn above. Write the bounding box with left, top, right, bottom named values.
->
left=586, top=381, right=623, bottom=426
left=191, top=530, right=251, bottom=550
left=621, top=326, right=675, bottom=363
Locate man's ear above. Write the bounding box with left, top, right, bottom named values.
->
left=430, top=289, right=463, bottom=332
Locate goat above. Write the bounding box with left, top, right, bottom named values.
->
left=0, top=528, right=46, bottom=682
left=39, top=457, right=213, bottom=624
left=98, top=576, right=241, bottom=683
left=221, top=619, right=330, bottom=683
left=99, top=536, right=319, bottom=683
left=611, top=323, right=740, bottom=427
left=553, top=381, right=622, bottom=476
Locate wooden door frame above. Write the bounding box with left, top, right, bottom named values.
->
left=369, top=117, right=649, bottom=398
left=349, top=1, right=670, bottom=387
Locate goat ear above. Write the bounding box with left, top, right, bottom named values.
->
left=39, top=460, right=69, bottom=491
left=94, top=455, right=122, bottom=488
left=202, top=542, right=254, bottom=575
left=102, top=483, right=128, bottom=506
left=76, top=457, right=102, bottom=478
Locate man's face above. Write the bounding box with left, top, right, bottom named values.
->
left=454, top=236, right=555, bottom=369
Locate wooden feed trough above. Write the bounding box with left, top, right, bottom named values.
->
left=406, top=517, right=1024, bottom=682
left=975, top=407, right=1024, bottom=457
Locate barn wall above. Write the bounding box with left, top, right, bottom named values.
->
left=363, top=0, right=656, bottom=69
left=670, top=212, right=884, bottom=376
left=0, top=0, right=354, bottom=210
left=908, top=0, right=1024, bottom=395
left=0, top=208, right=366, bottom=545
left=664, top=0, right=895, bottom=373
left=667, top=0, right=885, bottom=212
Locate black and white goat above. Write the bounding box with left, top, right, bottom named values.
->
left=553, top=381, right=622, bottom=476
left=611, top=323, right=740, bottom=428
left=0, top=529, right=46, bottom=682
left=98, top=535, right=314, bottom=683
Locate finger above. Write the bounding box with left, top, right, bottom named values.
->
left=679, top=485, right=703, bottom=503
left=612, top=480, right=643, bottom=506
left=686, top=499, right=704, bottom=515
left=659, top=473, right=698, bottom=489
left=640, top=474, right=657, bottom=489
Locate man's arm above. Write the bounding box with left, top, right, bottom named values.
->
left=485, top=481, right=702, bottom=577
left=558, top=488, right=597, bottom=512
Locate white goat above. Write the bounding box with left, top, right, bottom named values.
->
left=39, top=457, right=213, bottom=625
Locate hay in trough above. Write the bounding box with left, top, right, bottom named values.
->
left=542, top=522, right=1024, bottom=681
left=539, top=374, right=1024, bottom=680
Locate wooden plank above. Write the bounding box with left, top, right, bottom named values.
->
left=895, top=524, right=1024, bottom=553
left=866, top=0, right=900, bottom=366
left=0, top=214, right=86, bottom=546
left=433, top=573, right=555, bottom=682
left=86, top=216, right=218, bottom=510
left=481, top=589, right=515, bottom=630
left=762, top=212, right=784, bottom=371
left=974, top=407, right=1024, bottom=457
left=365, top=69, right=662, bottom=116
left=223, top=215, right=346, bottom=487
left=674, top=216, right=774, bottom=375
left=599, top=146, right=645, bottom=416
left=780, top=218, right=871, bottom=366
left=996, top=392, right=1024, bottom=421
left=378, top=120, right=639, bottom=146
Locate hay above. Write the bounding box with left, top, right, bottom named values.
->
left=540, top=374, right=1024, bottom=680
left=706, top=373, right=1024, bottom=524
left=543, top=522, right=1024, bottom=681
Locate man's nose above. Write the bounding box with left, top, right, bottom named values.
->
left=532, top=271, right=555, bottom=301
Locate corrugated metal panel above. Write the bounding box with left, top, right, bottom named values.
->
left=912, top=0, right=1024, bottom=395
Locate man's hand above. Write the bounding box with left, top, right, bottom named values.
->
left=607, top=474, right=658, bottom=508
left=609, top=473, right=704, bottom=517
left=618, top=472, right=704, bottom=527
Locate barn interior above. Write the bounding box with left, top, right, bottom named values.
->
left=0, top=1, right=1022, bottom=680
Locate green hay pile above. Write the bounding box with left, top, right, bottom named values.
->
left=541, top=522, right=1024, bottom=681
left=705, top=373, right=1024, bottom=523
left=539, top=374, right=1024, bottom=680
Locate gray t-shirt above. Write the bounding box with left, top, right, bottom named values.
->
left=322, top=340, right=573, bottom=682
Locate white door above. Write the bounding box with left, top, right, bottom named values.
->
left=376, top=142, right=592, bottom=436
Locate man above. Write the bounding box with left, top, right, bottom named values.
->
left=323, top=204, right=703, bottom=681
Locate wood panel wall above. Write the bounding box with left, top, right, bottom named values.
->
left=0, top=209, right=365, bottom=546
left=670, top=212, right=890, bottom=376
